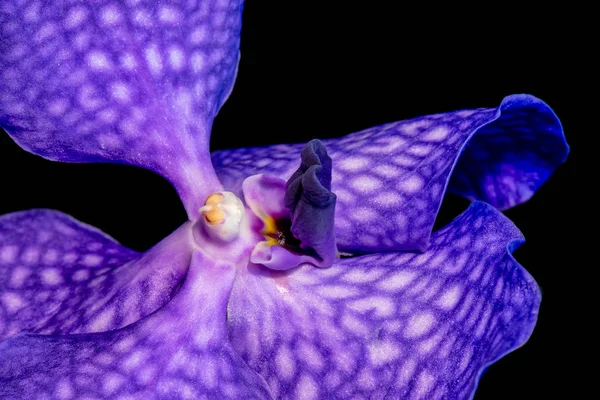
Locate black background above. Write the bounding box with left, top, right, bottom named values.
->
left=0, top=2, right=577, bottom=399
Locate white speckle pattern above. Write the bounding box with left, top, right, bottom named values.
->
left=423, top=126, right=450, bottom=141
left=368, top=341, right=401, bottom=366
left=399, top=174, right=424, bottom=194
left=212, top=95, right=567, bottom=252
left=275, top=346, right=296, bottom=381
left=0, top=0, right=244, bottom=218
left=64, top=6, right=88, bottom=29
left=0, top=245, right=18, bottom=263
left=82, top=254, right=103, bottom=267
left=0, top=253, right=273, bottom=399
left=158, top=6, right=182, bottom=24
left=0, top=3, right=564, bottom=399
left=55, top=380, right=75, bottom=400
left=350, top=176, right=382, bottom=192
left=168, top=46, right=185, bottom=71
left=110, top=82, right=130, bottom=102
left=144, top=44, right=163, bottom=75
left=378, top=270, right=416, bottom=291
left=100, top=4, right=123, bottom=26
left=227, top=202, right=540, bottom=399
left=296, top=374, right=319, bottom=400
left=2, top=292, right=25, bottom=313
left=437, top=285, right=462, bottom=310
left=87, top=51, right=112, bottom=70
left=405, top=312, right=435, bottom=338
left=40, top=268, right=63, bottom=286
left=190, top=51, right=206, bottom=73
left=338, top=156, right=370, bottom=171
left=120, top=53, right=137, bottom=70
left=0, top=209, right=193, bottom=341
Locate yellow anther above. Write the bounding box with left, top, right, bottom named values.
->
left=205, top=193, right=224, bottom=206
left=204, top=207, right=225, bottom=225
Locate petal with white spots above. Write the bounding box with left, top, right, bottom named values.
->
left=0, top=209, right=194, bottom=340
left=227, top=201, right=540, bottom=399
left=0, top=0, right=245, bottom=217
left=212, top=94, right=568, bottom=252
left=0, top=251, right=272, bottom=399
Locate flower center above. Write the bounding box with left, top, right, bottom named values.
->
left=192, top=140, right=338, bottom=271
left=261, top=213, right=318, bottom=258
left=241, top=140, right=338, bottom=271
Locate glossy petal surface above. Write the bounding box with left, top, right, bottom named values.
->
left=0, top=0, right=244, bottom=217
left=213, top=94, right=567, bottom=252
left=0, top=210, right=194, bottom=340
left=0, top=251, right=272, bottom=399
left=227, top=202, right=539, bottom=399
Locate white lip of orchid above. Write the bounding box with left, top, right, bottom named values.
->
left=197, top=191, right=245, bottom=242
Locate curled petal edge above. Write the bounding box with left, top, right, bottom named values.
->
left=212, top=94, right=568, bottom=253
left=226, top=201, right=540, bottom=399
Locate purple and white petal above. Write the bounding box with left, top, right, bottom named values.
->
left=0, top=251, right=273, bottom=399
left=0, top=209, right=194, bottom=340
left=243, top=174, right=289, bottom=221
left=0, top=0, right=244, bottom=217
left=213, top=94, right=567, bottom=252
left=227, top=201, right=539, bottom=399
left=250, top=241, right=317, bottom=271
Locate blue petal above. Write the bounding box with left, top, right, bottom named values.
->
left=212, top=94, right=568, bottom=253
left=0, top=209, right=193, bottom=339
left=0, top=251, right=272, bottom=399
left=449, top=94, right=568, bottom=210
left=226, top=201, right=539, bottom=399
left=0, top=0, right=245, bottom=217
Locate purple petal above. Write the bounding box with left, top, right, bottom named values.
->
left=0, top=0, right=244, bottom=217
left=227, top=201, right=539, bottom=399
left=448, top=95, right=568, bottom=209
left=243, top=174, right=289, bottom=221
left=0, top=251, right=272, bottom=399
left=213, top=94, right=567, bottom=252
left=0, top=209, right=194, bottom=339
left=250, top=241, right=317, bottom=271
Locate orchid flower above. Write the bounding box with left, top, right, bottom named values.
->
left=0, top=0, right=569, bottom=399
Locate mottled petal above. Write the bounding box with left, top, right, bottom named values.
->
left=227, top=201, right=539, bottom=399
left=0, top=251, right=273, bottom=399
left=213, top=94, right=567, bottom=252
left=0, top=0, right=244, bottom=217
left=0, top=209, right=194, bottom=340
left=448, top=95, right=568, bottom=209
